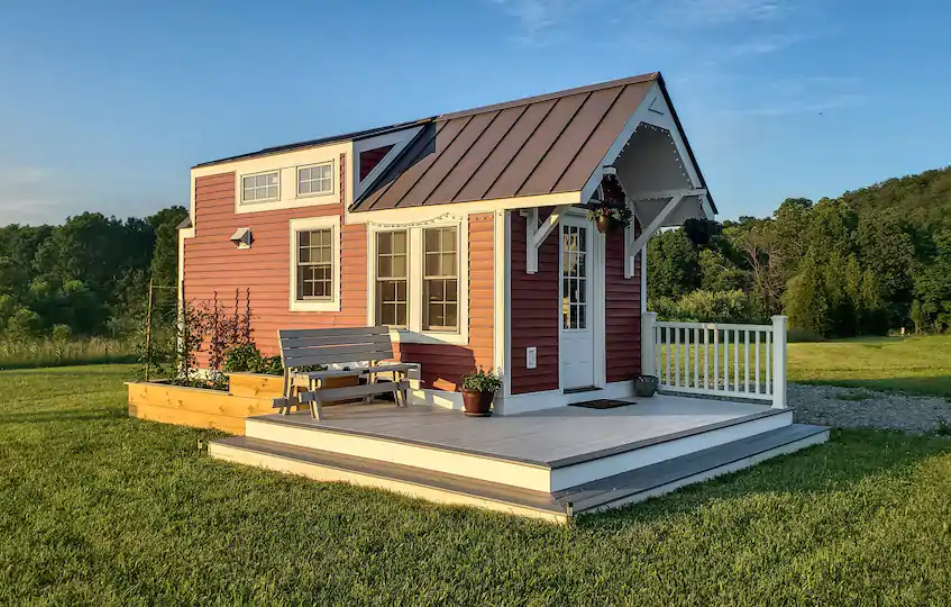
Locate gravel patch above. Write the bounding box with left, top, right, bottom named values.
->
left=789, top=383, right=951, bottom=435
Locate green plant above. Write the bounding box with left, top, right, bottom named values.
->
left=460, top=368, right=502, bottom=393
left=223, top=342, right=285, bottom=376
left=587, top=204, right=633, bottom=228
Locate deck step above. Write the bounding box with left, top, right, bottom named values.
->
left=561, top=424, right=829, bottom=515
left=209, top=423, right=828, bottom=521
left=208, top=435, right=569, bottom=523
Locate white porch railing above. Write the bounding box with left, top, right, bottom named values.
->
left=641, top=313, right=787, bottom=409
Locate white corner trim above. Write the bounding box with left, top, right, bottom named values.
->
left=366, top=214, right=470, bottom=344
left=494, top=210, right=510, bottom=397
left=288, top=215, right=341, bottom=312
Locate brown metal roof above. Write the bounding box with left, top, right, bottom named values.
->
left=353, top=73, right=661, bottom=212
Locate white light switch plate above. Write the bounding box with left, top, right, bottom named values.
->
left=526, top=347, right=537, bottom=369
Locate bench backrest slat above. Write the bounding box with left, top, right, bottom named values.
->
left=278, top=326, right=394, bottom=369
left=279, top=326, right=389, bottom=340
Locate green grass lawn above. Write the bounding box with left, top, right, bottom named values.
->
left=788, top=334, right=951, bottom=397
left=0, top=337, right=137, bottom=371
left=3, top=365, right=951, bottom=605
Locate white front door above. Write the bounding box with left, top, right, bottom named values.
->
left=560, top=218, right=595, bottom=389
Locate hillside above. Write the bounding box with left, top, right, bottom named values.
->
left=838, top=165, right=951, bottom=225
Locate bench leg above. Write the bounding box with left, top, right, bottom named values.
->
left=310, top=397, right=324, bottom=421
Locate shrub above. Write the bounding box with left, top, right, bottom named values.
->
left=460, top=368, right=502, bottom=393
left=651, top=289, right=758, bottom=324
left=223, top=343, right=283, bottom=375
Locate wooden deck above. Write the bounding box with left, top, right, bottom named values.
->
left=254, top=395, right=778, bottom=468
left=209, top=395, right=829, bottom=522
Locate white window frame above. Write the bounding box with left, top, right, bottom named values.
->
left=241, top=170, right=281, bottom=204
left=296, top=161, right=335, bottom=199
left=289, top=215, right=341, bottom=312
left=366, top=216, right=469, bottom=345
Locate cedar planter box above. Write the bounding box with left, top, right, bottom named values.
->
left=127, top=373, right=360, bottom=435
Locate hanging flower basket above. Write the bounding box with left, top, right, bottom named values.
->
left=587, top=204, right=633, bottom=234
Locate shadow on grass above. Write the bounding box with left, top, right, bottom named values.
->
left=794, top=376, right=951, bottom=399
left=0, top=408, right=126, bottom=425
left=576, top=428, right=951, bottom=532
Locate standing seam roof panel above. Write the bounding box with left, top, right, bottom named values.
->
left=364, top=119, right=467, bottom=210
left=517, top=86, right=624, bottom=197
left=452, top=99, right=558, bottom=203
left=397, top=111, right=498, bottom=209
left=432, top=105, right=529, bottom=205
left=552, top=82, right=652, bottom=193
left=484, top=93, right=590, bottom=201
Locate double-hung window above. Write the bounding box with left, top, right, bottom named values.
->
left=289, top=216, right=340, bottom=312
left=296, top=229, right=333, bottom=300
left=423, top=227, right=458, bottom=332
left=373, top=225, right=462, bottom=336
left=376, top=231, right=408, bottom=327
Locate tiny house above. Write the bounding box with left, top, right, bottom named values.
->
left=181, top=72, right=715, bottom=415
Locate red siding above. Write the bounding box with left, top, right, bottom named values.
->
left=605, top=228, right=642, bottom=382
left=508, top=211, right=642, bottom=394
left=509, top=211, right=560, bottom=394
left=184, top=160, right=493, bottom=392
left=359, top=145, right=394, bottom=181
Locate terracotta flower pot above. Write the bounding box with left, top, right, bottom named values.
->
left=595, top=215, right=616, bottom=234
left=461, top=389, right=494, bottom=417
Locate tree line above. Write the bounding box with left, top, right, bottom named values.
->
left=0, top=207, right=187, bottom=340
left=1, top=165, right=949, bottom=343
left=648, top=165, right=951, bottom=338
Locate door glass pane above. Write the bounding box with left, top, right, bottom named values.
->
left=562, top=225, right=589, bottom=331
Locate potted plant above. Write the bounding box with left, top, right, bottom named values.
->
left=460, top=368, right=502, bottom=417
left=587, top=204, right=633, bottom=234
left=634, top=375, right=659, bottom=397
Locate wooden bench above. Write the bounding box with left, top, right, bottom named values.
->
left=271, top=326, right=420, bottom=420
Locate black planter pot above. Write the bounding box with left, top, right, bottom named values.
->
left=634, top=375, right=659, bottom=397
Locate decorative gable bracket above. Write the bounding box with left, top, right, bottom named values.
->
left=524, top=205, right=573, bottom=273
left=624, top=188, right=707, bottom=278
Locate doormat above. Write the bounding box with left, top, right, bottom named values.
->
left=569, top=399, right=635, bottom=410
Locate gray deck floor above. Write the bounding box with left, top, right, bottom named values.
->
left=256, top=395, right=778, bottom=467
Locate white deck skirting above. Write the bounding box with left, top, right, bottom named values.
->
left=243, top=395, right=793, bottom=492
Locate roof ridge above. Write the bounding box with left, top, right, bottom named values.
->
left=437, top=72, right=660, bottom=121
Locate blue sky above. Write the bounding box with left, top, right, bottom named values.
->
left=0, top=0, right=949, bottom=225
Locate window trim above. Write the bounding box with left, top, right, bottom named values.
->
left=241, top=170, right=281, bottom=204
left=366, top=216, right=469, bottom=345
left=421, top=226, right=460, bottom=333
left=295, top=160, right=336, bottom=199
left=289, top=215, right=341, bottom=312
left=374, top=229, right=410, bottom=329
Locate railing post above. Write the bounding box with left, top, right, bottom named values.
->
left=642, top=311, right=657, bottom=377
left=770, top=315, right=788, bottom=409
